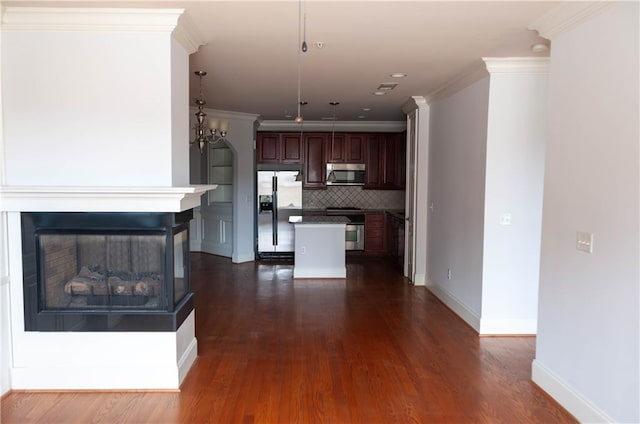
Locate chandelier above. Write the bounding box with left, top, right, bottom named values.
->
left=191, top=70, right=228, bottom=153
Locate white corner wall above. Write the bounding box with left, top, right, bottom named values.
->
left=0, top=212, right=11, bottom=395
left=480, top=70, right=548, bottom=334
left=427, top=77, right=489, bottom=328
left=2, top=31, right=175, bottom=187
left=533, top=2, right=639, bottom=422
left=189, top=109, right=258, bottom=263
left=0, top=10, right=12, bottom=395
left=170, top=36, right=190, bottom=187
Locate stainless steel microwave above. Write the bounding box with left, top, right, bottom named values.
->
left=326, top=163, right=366, bottom=186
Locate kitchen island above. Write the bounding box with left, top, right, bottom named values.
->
left=290, top=216, right=349, bottom=278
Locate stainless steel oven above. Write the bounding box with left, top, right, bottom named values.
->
left=326, top=207, right=365, bottom=251
left=345, top=223, right=364, bottom=251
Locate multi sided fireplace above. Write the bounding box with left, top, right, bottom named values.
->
left=21, top=211, right=194, bottom=332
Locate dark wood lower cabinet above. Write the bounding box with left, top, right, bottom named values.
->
left=386, top=212, right=405, bottom=270
left=364, top=213, right=386, bottom=254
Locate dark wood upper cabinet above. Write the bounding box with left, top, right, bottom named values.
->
left=364, top=133, right=405, bottom=190
left=303, top=134, right=327, bottom=189
left=256, top=133, right=281, bottom=163
left=326, top=133, right=365, bottom=163
left=281, top=133, right=302, bottom=163
left=346, top=134, right=365, bottom=162
left=326, top=134, right=347, bottom=163
left=364, top=134, right=382, bottom=187
left=257, top=131, right=404, bottom=190
left=256, top=133, right=302, bottom=164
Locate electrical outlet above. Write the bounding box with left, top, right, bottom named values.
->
left=576, top=231, right=594, bottom=254
left=447, top=268, right=452, bottom=280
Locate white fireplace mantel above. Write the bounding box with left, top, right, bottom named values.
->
left=0, top=185, right=216, bottom=213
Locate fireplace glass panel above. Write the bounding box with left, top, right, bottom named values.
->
left=40, top=233, right=166, bottom=310
left=173, top=229, right=188, bottom=306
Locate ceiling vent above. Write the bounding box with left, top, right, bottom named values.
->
left=377, top=82, right=399, bottom=91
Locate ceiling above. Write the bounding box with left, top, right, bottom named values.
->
left=5, top=1, right=558, bottom=122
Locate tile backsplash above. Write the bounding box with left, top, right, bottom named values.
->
left=303, top=186, right=405, bottom=209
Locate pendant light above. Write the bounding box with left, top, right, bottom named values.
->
left=327, top=102, right=340, bottom=183
left=295, top=0, right=307, bottom=123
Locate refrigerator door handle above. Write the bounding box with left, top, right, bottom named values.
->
left=272, top=176, right=278, bottom=245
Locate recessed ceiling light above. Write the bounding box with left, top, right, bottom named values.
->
left=357, top=115, right=366, bottom=119
left=373, top=91, right=387, bottom=96
left=284, top=114, right=292, bottom=118
left=362, top=108, right=371, bottom=112
left=390, top=73, right=407, bottom=78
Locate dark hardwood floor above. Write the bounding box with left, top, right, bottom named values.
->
left=1, top=253, right=576, bottom=423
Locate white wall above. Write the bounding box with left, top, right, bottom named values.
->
left=533, top=2, right=639, bottom=422
left=0, top=9, right=12, bottom=394
left=480, top=70, right=547, bottom=334
left=427, top=77, right=489, bottom=322
left=2, top=31, right=175, bottom=187
left=170, top=36, right=190, bottom=187
left=0, top=214, right=10, bottom=395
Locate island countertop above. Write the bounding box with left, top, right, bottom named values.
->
left=288, top=216, right=349, bottom=224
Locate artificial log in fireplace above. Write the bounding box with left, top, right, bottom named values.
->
left=21, top=211, right=194, bottom=332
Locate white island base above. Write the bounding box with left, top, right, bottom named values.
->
left=293, top=222, right=346, bottom=278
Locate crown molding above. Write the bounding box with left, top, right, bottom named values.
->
left=483, top=57, right=550, bottom=74
left=191, top=107, right=260, bottom=123
left=173, top=13, right=204, bottom=54
left=401, top=96, right=428, bottom=114
left=424, top=60, right=488, bottom=105
left=257, top=120, right=406, bottom=133
left=528, top=1, right=614, bottom=40
left=0, top=7, right=186, bottom=33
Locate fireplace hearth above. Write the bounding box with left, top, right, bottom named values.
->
left=21, top=211, right=194, bottom=332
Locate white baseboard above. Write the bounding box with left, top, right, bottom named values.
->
left=201, top=241, right=232, bottom=258
left=232, top=251, right=255, bottom=263
left=426, top=279, right=481, bottom=332
left=532, top=359, right=614, bottom=423
left=11, top=313, right=198, bottom=391
left=479, top=318, right=537, bottom=335
left=412, top=273, right=426, bottom=286
left=177, top=337, right=198, bottom=386
left=190, top=240, right=202, bottom=252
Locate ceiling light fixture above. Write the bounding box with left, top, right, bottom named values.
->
left=295, top=101, right=307, bottom=182
left=190, top=71, right=228, bottom=153
left=373, top=91, right=387, bottom=96
left=327, top=101, right=340, bottom=183
left=531, top=43, right=549, bottom=53
left=390, top=73, right=407, bottom=78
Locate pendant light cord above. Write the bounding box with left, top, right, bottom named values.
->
left=296, top=0, right=302, bottom=119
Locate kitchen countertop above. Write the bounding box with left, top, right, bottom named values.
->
left=289, top=215, right=350, bottom=224
left=302, top=208, right=405, bottom=220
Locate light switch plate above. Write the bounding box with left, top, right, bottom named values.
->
left=576, top=231, right=594, bottom=253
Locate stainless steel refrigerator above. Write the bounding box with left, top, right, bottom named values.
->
left=257, top=171, right=302, bottom=257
